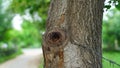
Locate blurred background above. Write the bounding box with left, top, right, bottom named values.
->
left=0, top=0, right=120, bottom=68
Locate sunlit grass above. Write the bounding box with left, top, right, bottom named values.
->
left=103, top=50, right=120, bottom=68
left=39, top=58, right=44, bottom=68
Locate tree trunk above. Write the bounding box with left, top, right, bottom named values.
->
left=114, top=39, right=120, bottom=50
left=42, top=0, right=104, bottom=68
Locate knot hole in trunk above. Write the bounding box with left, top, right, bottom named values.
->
left=45, top=28, right=67, bottom=47
left=48, top=32, right=62, bottom=43
left=49, top=32, right=62, bottom=42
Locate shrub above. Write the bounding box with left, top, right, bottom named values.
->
left=0, top=42, right=22, bottom=63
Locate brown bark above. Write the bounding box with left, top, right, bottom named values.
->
left=42, top=0, right=104, bottom=68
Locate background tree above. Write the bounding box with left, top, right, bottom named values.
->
left=8, top=0, right=50, bottom=48
left=103, top=8, right=120, bottom=50
left=0, top=0, right=21, bottom=63
left=6, top=20, right=41, bottom=48
left=8, top=0, right=50, bottom=31
left=104, top=0, right=120, bottom=10
left=0, top=0, right=12, bottom=42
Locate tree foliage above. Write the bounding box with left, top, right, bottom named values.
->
left=7, top=0, right=50, bottom=48
left=105, top=0, right=120, bottom=10
left=0, top=0, right=12, bottom=42
left=8, top=0, right=50, bottom=20
left=0, top=0, right=21, bottom=63
left=103, top=8, right=120, bottom=49
left=8, top=0, right=50, bottom=39
left=5, top=20, right=42, bottom=48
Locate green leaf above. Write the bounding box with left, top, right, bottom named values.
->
left=104, top=5, right=111, bottom=9
left=115, top=3, right=120, bottom=10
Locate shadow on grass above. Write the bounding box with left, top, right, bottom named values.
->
left=103, top=48, right=120, bottom=53
left=103, top=48, right=120, bottom=68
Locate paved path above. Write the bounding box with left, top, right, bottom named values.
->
left=0, top=48, right=43, bottom=68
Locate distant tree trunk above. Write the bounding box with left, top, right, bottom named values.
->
left=114, top=39, right=120, bottom=50
left=42, top=0, right=104, bottom=68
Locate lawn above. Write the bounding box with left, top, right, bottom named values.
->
left=103, top=50, right=120, bottom=68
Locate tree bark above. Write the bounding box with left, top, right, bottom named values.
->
left=42, top=0, right=104, bottom=68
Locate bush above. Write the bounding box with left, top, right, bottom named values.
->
left=0, top=43, right=22, bottom=63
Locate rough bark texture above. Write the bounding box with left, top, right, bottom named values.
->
left=42, top=0, right=104, bottom=68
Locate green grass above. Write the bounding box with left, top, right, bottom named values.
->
left=39, top=58, right=44, bottom=68
left=0, top=49, right=22, bottom=63
left=103, top=50, right=120, bottom=68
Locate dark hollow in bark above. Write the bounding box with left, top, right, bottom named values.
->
left=44, top=28, right=67, bottom=47
left=43, top=28, right=68, bottom=68
left=48, top=32, right=62, bottom=43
